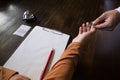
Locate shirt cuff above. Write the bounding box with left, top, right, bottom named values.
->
left=115, top=7, right=120, bottom=13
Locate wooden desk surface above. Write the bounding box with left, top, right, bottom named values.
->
left=0, top=0, right=120, bottom=80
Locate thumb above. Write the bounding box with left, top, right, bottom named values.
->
left=93, top=14, right=106, bottom=28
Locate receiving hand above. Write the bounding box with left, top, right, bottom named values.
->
left=72, top=22, right=96, bottom=43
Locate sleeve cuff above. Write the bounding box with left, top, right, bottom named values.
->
left=115, top=7, right=120, bottom=13
left=2, top=67, right=18, bottom=80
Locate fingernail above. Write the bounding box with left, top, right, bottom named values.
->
left=86, top=22, right=89, bottom=24
left=82, top=23, right=85, bottom=26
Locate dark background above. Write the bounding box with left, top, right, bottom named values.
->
left=0, top=0, right=120, bottom=80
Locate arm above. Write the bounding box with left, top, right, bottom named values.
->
left=0, top=66, right=18, bottom=80
left=0, top=66, right=31, bottom=80
left=43, top=42, right=81, bottom=80
left=43, top=22, right=96, bottom=80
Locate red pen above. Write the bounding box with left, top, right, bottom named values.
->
left=40, top=48, right=54, bottom=80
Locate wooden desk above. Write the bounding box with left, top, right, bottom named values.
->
left=0, top=0, right=120, bottom=80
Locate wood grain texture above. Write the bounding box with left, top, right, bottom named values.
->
left=0, top=0, right=120, bottom=80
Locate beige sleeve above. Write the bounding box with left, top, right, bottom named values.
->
left=0, top=66, right=18, bottom=80
left=43, top=42, right=82, bottom=80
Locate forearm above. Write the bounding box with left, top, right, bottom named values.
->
left=0, top=66, right=18, bottom=80
left=43, top=42, right=82, bottom=80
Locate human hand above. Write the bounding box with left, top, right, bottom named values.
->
left=72, top=22, right=96, bottom=43
left=9, top=74, right=31, bottom=80
left=93, top=10, right=120, bottom=30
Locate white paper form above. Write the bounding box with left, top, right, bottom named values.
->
left=4, top=26, right=70, bottom=80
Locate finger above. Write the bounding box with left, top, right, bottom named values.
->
left=82, top=23, right=87, bottom=32
left=79, top=26, right=83, bottom=34
left=90, top=25, right=96, bottom=32
left=94, top=21, right=109, bottom=29
left=86, top=22, right=90, bottom=31
left=86, top=22, right=89, bottom=27
left=93, top=13, right=106, bottom=26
